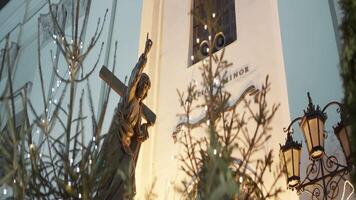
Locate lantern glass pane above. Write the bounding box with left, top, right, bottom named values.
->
left=338, top=126, right=351, bottom=159
left=302, top=117, right=324, bottom=159
left=301, top=118, right=312, bottom=152
left=311, top=118, right=324, bottom=158
left=292, top=148, right=300, bottom=177
left=280, top=150, right=288, bottom=184
left=279, top=150, right=285, bottom=169
left=285, top=149, right=293, bottom=178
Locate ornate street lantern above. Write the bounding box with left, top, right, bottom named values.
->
left=280, top=134, right=302, bottom=188
left=334, top=122, right=351, bottom=163
left=281, top=93, right=353, bottom=199
left=299, top=93, right=326, bottom=160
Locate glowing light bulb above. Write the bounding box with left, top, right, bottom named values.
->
left=76, top=167, right=80, bottom=173
left=204, top=24, right=207, bottom=30
left=191, top=55, right=194, bottom=61
left=3, top=188, right=7, bottom=195
left=214, top=78, right=220, bottom=86
left=239, top=176, right=243, bottom=183
left=212, top=13, right=216, bottom=18
left=194, top=80, right=198, bottom=86
left=196, top=38, right=200, bottom=44
left=213, top=149, right=217, bottom=155
left=79, top=193, right=82, bottom=198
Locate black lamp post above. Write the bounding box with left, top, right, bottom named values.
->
left=280, top=92, right=353, bottom=200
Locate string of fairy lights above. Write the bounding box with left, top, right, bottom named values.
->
left=0, top=33, right=93, bottom=198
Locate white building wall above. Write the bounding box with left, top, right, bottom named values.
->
left=137, top=0, right=297, bottom=199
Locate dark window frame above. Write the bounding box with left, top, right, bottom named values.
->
left=191, top=0, right=237, bottom=65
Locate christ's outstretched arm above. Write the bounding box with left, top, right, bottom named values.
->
left=127, top=34, right=153, bottom=102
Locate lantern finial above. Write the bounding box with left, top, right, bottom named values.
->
left=307, top=92, right=313, bottom=107
left=303, top=92, right=327, bottom=121
left=282, top=134, right=302, bottom=151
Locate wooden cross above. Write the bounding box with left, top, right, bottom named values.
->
left=99, top=66, right=156, bottom=125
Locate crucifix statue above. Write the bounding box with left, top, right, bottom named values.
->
left=97, top=34, right=155, bottom=199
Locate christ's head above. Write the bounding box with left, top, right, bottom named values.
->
left=136, top=73, right=151, bottom=100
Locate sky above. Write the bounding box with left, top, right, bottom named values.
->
left=278, top=0, right=343, bottom=118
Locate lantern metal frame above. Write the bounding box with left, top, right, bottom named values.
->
left=281, top=93, right=353, bottom=200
